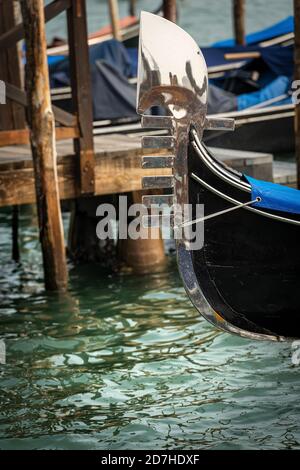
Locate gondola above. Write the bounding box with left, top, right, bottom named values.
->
left=213, top=15, right=294, bottom=48
left=203, top=42, right=295, bottom=153
left=137, top=12, right=300, bottom=341
left=204, top=102, right=294, bottom=154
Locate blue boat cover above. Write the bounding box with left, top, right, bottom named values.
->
left=202, top=45, right=294, bottom=79
left=49, top=39, right=136, bottom=85
left=245, top=175, right=300, bottom=215
left=237, top=75, right=290, bottom=110
left=214, top=16, right=294, bottom=47
left=49, top=39, right=137, bottom=120
left=48, top=55, right=65, bottom=67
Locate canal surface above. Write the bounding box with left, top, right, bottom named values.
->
left=0, top=208, right=300, bottom=450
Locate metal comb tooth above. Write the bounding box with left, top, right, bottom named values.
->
left=141, top=136, right=175, bottom=150
left=204, top=117, right=235, bottom=131
left=142, top=214, right=174, bottom=229
left=141, top=115, right=175, bottom=131
left=142, top=155, right=174, bottom=169
left=142, top=195, right=174, bottom=208
left=142, top=176, right=174, bottom=189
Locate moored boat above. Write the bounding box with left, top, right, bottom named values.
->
left=137, top=12, right=300, bottom=341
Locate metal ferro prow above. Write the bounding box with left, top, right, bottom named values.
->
left=136, top=13, right=281, bottom=341
left=137, top=11, right=234, bottom=238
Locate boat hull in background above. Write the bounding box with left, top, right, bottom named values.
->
left=204, top=105, right=295, bottom=154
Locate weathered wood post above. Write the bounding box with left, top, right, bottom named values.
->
left=129, top=0, right=137, bottom=17
left=67, top=0, right=95, bottom=195
left=294, top=0, right=300, bottom=188
left=108, top=0, right=121, bottom=41
left=67, top=0, right=105, bottom=262
left=233, top=0, right=246, bottom=45
left=0, top=1, right=25, bottom=131
left=163, top=0, right=177, bottom=23
left=0, top=1, right=26, bottom=262
left=21, top=0, right=68, bottom=291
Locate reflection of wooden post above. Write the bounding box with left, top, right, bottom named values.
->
left=12, top=205, right=20, bottom=263
left=21, top=1, right=68, bottom=291
left=233, top=0, right=245, bottom=45
left=108, top=0, right=121, bottom=41
left=294, top=0, right=300, bottom=189
left=129, top=0, right=137, bottom=17
left=163, top=0, right=177, bottom=22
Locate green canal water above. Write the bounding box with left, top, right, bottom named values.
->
left=0, top=207, right=300, bottom=450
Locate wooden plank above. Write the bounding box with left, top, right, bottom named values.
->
left=129, top=0, right=137, bottom=16
left=0, top=149, right=172, bottom=207
left=67, top=0, right=95, bottom=194
left=0, top=127, right=79, bottom=147
left=274, top=161, right=297, bottom=187
left=233, top=0, right=245, bottom=46
left=5, top=82, right=77, bottom=127
left=108, top=0, right=121, bottom=41
left=21, top=0, right=68, bottom=291
left=0, top=0, right=71, bottom=51
left=224, top=52, right=261, bottom=60
left=163, top=0, right=177, bottom=22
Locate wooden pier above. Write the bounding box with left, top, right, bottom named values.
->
left=0, top=134, right=169, bottom=208
left=0, top=134, right=294, bottom=208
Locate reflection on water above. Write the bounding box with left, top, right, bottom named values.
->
left=0, top=208, right=300, bottom=450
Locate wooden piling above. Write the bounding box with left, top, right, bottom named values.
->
left=163, top=0, right=177, bottom=22
left=0, top=0, right=26, bottom=263
left=233, top=0, right=246, bottom=46
left=118, top=191, right=166, bottom=274
left=21, top=0, right=68, bottom=291
left=67, top=0, right=95, bottom=195
left=294, top=0, right=300, bottom=189
left=0, top=1, right=25, bottom=133
left=108, top=0, right=121, bottom=41
left=129, top=0, right=137, bottom=17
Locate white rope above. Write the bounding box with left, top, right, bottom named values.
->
left=176, top=197, right=261, bottom=229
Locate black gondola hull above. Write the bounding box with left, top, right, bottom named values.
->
left=187, top=138, right=300, bottom=339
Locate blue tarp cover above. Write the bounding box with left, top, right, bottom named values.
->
left=214, top=16, right=294, bottom=47
left=245, top=175, right=300, bottom=215
left=49, top=39, right=136, bottom=85
left=237, top=75, right=290, bottom=110
left=49, top=39, right=137, bottom=120
left=202, top=45, right=294, bottom=79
